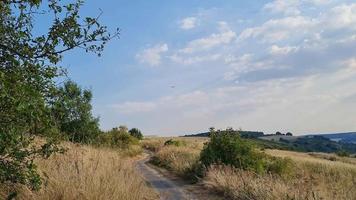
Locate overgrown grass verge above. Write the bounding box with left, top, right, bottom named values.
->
left=205, top=160, right=356, bottom=200
left=145, top=135, right=356, bottom=200
left=0, top=143, right=158, bottom=200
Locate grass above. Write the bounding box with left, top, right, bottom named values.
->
left=206, top=149, right=356, bottom=200
left=143, top=137, right=206, bottom=181
left=151, top=145, right=201, bottom=176
left=146, top=137, right=356, bottom=200
left=0, top=142, right=158, bottom=200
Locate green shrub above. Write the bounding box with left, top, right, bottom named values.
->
left=200, top=129, right=266, bottom=174
left=337, top=150, right=350, bottom=157
left=94, top=127, right=138, bottom=148
left=164, top=139, right=186, bottom=147
left=200, top=128, right=295, bottom=176
left=129, top=128, right=143, bottom=140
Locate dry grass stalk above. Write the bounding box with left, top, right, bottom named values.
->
left=1, top=143, right=158, bottom=200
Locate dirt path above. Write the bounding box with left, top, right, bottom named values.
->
left=136, top=154, right=193, bottom=200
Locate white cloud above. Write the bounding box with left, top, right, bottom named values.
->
left=169, top=53, right=222, bottom=65
left=263, top=0, right=301, bottom=16
left=136, top=44, right=168, bottom=66
left=263, top=0, right=331, bottom=16
left=111, top=59, right=356, bottom=134
left=179, top=22, right=236, bottom=54
left=115, top=2, right=356, bottom=135
left=238, top=16, right=315, bottom=43
left=308, top=0, right=330, bottom=5
left=179, top=17, right=198, bottom=30
left=270, top=45, right=299, bottom=55
left=322, top=3, right=356, bottom=29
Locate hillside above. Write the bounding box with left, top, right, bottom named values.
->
left=183, top=130, right=356, bottom=154
left=315, top=132, right=356, bottom=144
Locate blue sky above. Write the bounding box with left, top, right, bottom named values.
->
left=58, top=0, right=356, bottom=135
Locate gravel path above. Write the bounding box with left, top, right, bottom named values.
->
left=136, top=154, right=192, bottom=200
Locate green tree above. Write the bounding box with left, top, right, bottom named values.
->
left=0, top=0, right=118, bottom=192
left=129, top=128, right=143, bottom=140
left=51, top=81, right=100, bottom=143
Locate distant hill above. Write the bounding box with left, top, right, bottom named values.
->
left=184, top=131, right=264, bottom=138
left=312, top=132, right=356, bottom=144
left=183, top=130, right=356, bottom=154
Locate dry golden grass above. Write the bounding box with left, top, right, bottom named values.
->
left=206, top=150, right=356, bottom=200
left=266, top=149, right=356, bottom=170
left=154, top=145, right=200, bottom=176
left=141, top=137, right=207, bottom=152
left=147, top=138, right=356, bottom=200
left=144, top=137, right=206, bottom=176
left=308, top=152, right=356, bottom=165
left=1, top=143, right=158, bottom=200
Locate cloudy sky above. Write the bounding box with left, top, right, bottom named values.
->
left=62, top=0, right=356, bottom=135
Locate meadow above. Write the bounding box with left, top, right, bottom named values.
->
left=143, top=136, right=356, bottom=200
left=0, top=142, right=158, bottom=200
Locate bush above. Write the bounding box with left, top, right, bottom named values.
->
left=164, top=139, right=186, bottom=147
left=337, top=150, right=350, bottom=157
left=129, top=128, right=143, bottom=140
left=95, top=127, right=138, bottom=148
left=200, top=128, right=295, bottom=176
left=200, top=129, right=266, bottom=174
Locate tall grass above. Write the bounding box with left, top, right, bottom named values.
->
left=0, top=143, right=158, bottom=200
left=206, top=150, right=356, bottom=200
left=145, top=137, right=205, bottom=177
left=152, top=145, right=200, bottom=176
left=146, top=137, right=356, bottom=200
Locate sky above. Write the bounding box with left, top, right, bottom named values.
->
left=57, top=0, right=356, bottom=136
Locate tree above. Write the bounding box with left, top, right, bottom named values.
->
left=0, top=0, right=118, bottom=192
left=286, top=132, right=293, bottom=136
left=129, top=128, right=143, bottom=140
left=51, top=81, right=100, bottom=143
left=276, top=131, right=282, bottom=135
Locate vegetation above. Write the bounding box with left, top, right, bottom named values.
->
left=0, top=143, right=158, bottom=200
left=129, top=128, right=143, bottom=140
left=200, top=128, right=294, bottom=176
left=184, top=129, right=356, bottom=154
left=145, top=131, right=356, bottom=200
left=205, top=161, right=356, bottom=200
left=51, top=81, right=100, bottom=143
left=200, top=129, right=267, bottom=174
left=0, top=0, right=119, bottom=194
left=96, top=127, right=139, bottom=149
left=164, top=139, right=186, bottom=147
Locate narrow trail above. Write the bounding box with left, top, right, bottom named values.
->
left=136, top=153, right=195, bottom=200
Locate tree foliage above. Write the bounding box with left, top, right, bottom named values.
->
left=51, top=81, right=100, bottom=143
left=129, top=128, right=143, bottom=140
left=0, top=0, right=118, bottom=191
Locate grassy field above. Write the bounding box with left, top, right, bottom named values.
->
left=3, top=136, right=355, bottom=200
left=0, top=143, right=158, bottom=200
left=145, top=137, right=356, bottom=200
